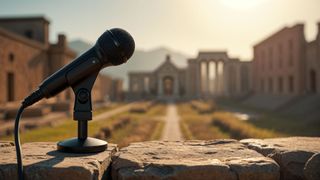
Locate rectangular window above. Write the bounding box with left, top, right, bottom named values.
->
left=289, top=75, right=294, bottom=93
left=268, top=77, right=273, bottom=93
left=261, top=79, right=265, bottom=93
left=278, top=44, right=283, bottom=68
left=288, top=40, right=294, bottom=66
left=278, top=77, right=283, bottom=93
left=7, top=72, right=14, bottom=101
left=144, top=77, right=149, bottom=93
left=261, top=51, right=265, bottom=71
left=269, top=47, right=273, bottom=70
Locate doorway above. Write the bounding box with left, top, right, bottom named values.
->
left=163, top=76, right=174, bottom=96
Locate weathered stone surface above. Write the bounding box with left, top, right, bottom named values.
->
left=0, top=141, right=14, bottom=147
left=304, top=153, right=320, bottom=180
left=241, top=137, right=320, bottom=180
left=0, top=142, right=117, bottom=180
left=112, top=140, right=279, bottom=180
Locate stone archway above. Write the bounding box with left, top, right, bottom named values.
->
left=163, top=76, right=174, bottom=96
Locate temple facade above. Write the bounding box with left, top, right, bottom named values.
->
left=128, top=53, right=252, bottom=100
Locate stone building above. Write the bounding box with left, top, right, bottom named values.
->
left=186, top=52, right=252, bottom=98
left=128, top=53, right=252, bottom=100
left=0, top=16, right=123, bottom=109
left=253, top=22, right=320, bottom=95
left=306, top=23, right=320, bottom=94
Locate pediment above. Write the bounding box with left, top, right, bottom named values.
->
left=154, top=55, right=179, bottom=74
left=156, top=62, right=178, bottom=74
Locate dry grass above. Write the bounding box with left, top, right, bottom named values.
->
left=218, top=99, right=320, bottom=137
left=181, top=116, right=230, bottom=140
left=190, top=100, right=216, bottom=114
left=212, top=112, right=281, bottom=139
left=1, top=103, right=166, bottom=146
left=106, top=116, right=163, bottom=147
left=178, top=102, right=280, bottom=140
left=178, top=103, right=229, bottom=140
left=130, top=101, right=155, bottom=113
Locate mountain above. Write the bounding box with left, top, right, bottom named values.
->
left=68, top=39, right=92, bottom=55
left=68, top=40, right=189, bottom=89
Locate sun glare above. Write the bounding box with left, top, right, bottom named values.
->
left=219, top=0, right=266, bottom=10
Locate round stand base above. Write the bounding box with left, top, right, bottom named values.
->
left=57, top=137, right=108, bottom=153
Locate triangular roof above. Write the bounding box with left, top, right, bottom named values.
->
left=154, top=55, right=180, bottom=74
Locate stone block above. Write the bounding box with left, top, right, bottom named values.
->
left=241, top=137, right=320, bottom=180
left=304, top=153, right=320, bottom=180
left=112, top=140, right=280, bottom=180
left=0, top=142, right=117, bottom=180
left=4, top=105, right=51, bottom=119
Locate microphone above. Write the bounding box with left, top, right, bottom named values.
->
left=22, top=28, right=135, bottom=108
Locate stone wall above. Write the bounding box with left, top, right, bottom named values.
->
left=0, top=28, right=46, bottom=104
left=0, top=137, right=319, bottom=180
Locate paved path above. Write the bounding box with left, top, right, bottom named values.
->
left=161, top=102, right=183, bottom=141
left=92, top=103, right=136, bottom=122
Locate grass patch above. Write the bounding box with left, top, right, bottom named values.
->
left=150, top=120, right=165, bottom=140
left=106, top=117, right=162, bottom=147
left=1, top=103, right=166, bottom=148
left=178, top=103, right=229, bottom=140
left=93, top=103, right=123, bottom=115
left=145, top=103, right=166, bottom=116
left=212, top=112, right=281, bottom=139
left=180, top=120, right=194, bottom=140
left=177, top=102, right=280, bottom=140
left=218, top=99, right=320, bottom=136
left=182, top=116, right=230, bottom=140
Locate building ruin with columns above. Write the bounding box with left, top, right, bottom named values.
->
left=128, top=53, right=252, bottom=100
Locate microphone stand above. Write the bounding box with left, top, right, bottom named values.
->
left=57, top=72, right=108, bottom=153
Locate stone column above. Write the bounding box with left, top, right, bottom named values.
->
left=215, top=61, right=219, bottom=96
left=220, top=62, right=224, bottom=96
left=174, top=75, right=179, bottom=97
left=195, top=62, right=200, bottom=97
left=206, top=61, right=210, bottom=95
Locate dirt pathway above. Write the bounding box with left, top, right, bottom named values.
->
left=161, top=102, right=183, bottom=141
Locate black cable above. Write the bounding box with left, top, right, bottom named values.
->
left=14, top=105, right=25, bottom=180
left=13, top=89, right=44, bottom=180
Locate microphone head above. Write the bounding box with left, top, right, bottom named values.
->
left=97, top=28, right=135, bottom=66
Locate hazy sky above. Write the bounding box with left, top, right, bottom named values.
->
left=0, top=0, right=319, bottom=60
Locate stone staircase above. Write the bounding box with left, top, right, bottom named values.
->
left=277, top=94, right=320, bottom=120
left=242, top=94, right=295, bottom=111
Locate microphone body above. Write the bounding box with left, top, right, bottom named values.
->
left=40, top=46, right=106, bottom=98
left=22, top=28, right=135, bottom=107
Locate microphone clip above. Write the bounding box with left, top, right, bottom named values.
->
left=57, top=72, right=108, bottom=153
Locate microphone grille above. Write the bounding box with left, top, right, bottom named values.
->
left=109, top=28, right=135, bottom=61
left=97, top=28, right=135, bottom=66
